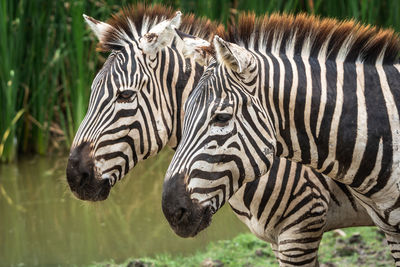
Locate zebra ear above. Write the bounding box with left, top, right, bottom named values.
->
left=175, top=29, right=212, bottom=66
left=83, top=14, right=113, bottom=43
left=140, top=11, right=182, bottom=55
left=213, top=35, right=255, bottom=74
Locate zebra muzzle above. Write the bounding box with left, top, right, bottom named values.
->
left=66, top=142, right=111, bottom=201
left=162, top=172, right=213, bottom=238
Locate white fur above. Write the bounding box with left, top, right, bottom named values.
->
left=180, top=35, right=211, bottom=66
left=83, top=14, right=114, bottom=43
left=213, top=35, right=255, bottom=74
left=139, top=11, right=182, bottom=54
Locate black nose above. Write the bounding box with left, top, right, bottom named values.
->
left=162, top=173, right=189, bottom=224
left=173, top=207, right=188, bottom=224
left=162, top=173, right=212, bottom=237
left=66, top=142, right=110, bottom=201
left=67, top=142, right=93, bottom=190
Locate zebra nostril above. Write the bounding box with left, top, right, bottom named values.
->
left=175, top=207, right=187, bottom=223
left=79, top=171, right=90, bottom=187
left=82, top=171, right=89, bottom=179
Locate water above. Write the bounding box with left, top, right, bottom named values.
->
left=0, top=149, right=248, bottom=266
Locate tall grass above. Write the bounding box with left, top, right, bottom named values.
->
left=0, top=0, right=25, bottom=162
left=0, top=0, right=127, bottom=162
left=1, top=0, right=400, bottom=162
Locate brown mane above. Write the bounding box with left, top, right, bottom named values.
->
left=98, top=3, right=223, bottom=51
left=216, top=12, right=400, bottom=64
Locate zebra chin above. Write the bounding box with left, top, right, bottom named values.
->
left=162, top=172, right=214, bottom=238
left=66, top=142, right=111, bottom=201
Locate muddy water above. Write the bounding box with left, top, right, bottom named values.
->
left=0, top=149, right=247, bottom=266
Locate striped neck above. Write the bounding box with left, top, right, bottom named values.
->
left=258, top=51, right=400, bottom=197
left=164, top=45, right=205, bottom=149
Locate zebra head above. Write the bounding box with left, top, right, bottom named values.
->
left=66, top=10, right=183, bottom=201
left=162, top=36, right=276, bottom=237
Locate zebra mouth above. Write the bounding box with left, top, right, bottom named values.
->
left=162, top=172, right=215, bottom=238
left=171, top=205, right=213, bottom=238
left=191, top=205, right=213, bottom=237
left=66, top=161, right=111, bottom=202
left=67, top=142, right=112, bottom=201
left=71, top=178, right=111, bottom=201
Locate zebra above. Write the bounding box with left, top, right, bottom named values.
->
left=161, top=13, right=400, bottom=265
left=164, top=38, right=373, bottom=265
left=66, top=6, right=375, bottom=265
left=64, top=5, right=373, bottom=265
left=65, top=4, right=221, bottom=201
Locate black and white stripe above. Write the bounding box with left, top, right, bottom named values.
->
left=163, top=60, right=373, bottom=266
left=69, top=7, right=214, bottom=187
left=162, top=13, right=400, bottom=266
left=230, top=158, right=372, bottom=266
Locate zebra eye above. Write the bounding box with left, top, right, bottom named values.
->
left=213, top=113, right=232, bottom=126
left=117, top=90, right=136, bottom=103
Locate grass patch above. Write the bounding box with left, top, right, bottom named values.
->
left=87, top=226, right=392, bottom=267
left=319, top=227, right=391, bottom=267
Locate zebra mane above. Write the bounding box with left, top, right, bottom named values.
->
left=217, top=12, right=400, bottom=64
left=98, top=3, right=222, bottom=51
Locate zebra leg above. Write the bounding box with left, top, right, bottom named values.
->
left=385, top=233, right=400, bottom=266
left=349, top=189, right=400, bottom=265
left=270, top=243, right=280, bottom=261
left=276, top=236, right=321, bottom=266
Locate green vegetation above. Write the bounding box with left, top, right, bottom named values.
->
left=0, top=0, right=129, bottom=162
left=88, top=227, right=392, bottom=267
left=2, top=0, right=400, bottom=162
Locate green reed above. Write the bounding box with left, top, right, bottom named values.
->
left=0, top=0, right=126, bottom=162
left=0, top=0, right=25, bottom=162
left=1, top=0, right=400, bottom=162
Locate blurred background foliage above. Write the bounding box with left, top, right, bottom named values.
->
left=1, top=0, right=400, bottom=163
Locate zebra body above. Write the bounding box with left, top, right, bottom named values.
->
left=162, top=13, right=400, bottom=265
left=229, top=157, right=372, bottom=266
left=66, top=7, right=373, bottom=266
